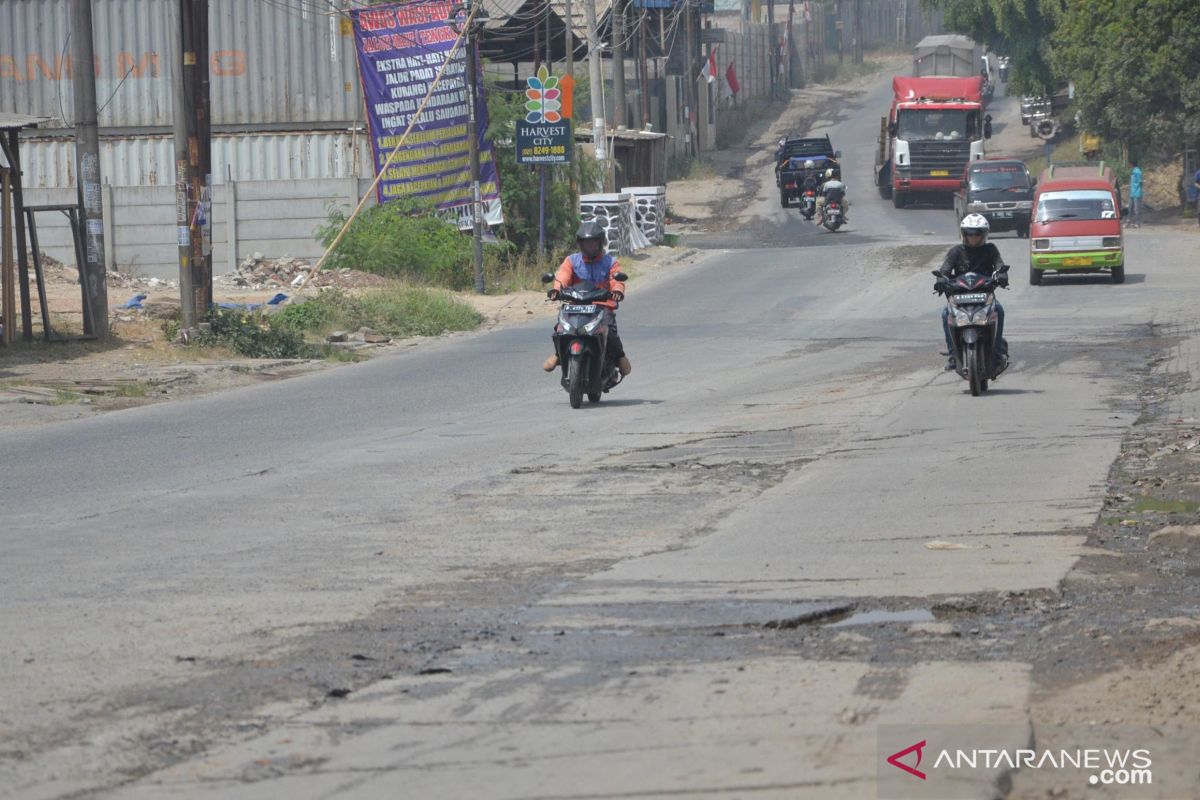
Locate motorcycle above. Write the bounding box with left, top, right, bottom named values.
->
left=800, top=190, right=817, bottom=220
left=541, top=273, right=628, bottom=408
left=934, top=270, right=1008, bottom=396
left=821, top=197, right=844, bottom=232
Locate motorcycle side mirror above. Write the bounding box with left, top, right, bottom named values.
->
left=834, top=150, right=842, bottom=158
left=930, top=270, right=942, bottom=277
left=540, top=272, right=554, bottom=284
left=612, top=271, right=628, bottom=282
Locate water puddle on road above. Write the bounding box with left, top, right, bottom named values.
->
left=827, top=609, right=935, bottom=628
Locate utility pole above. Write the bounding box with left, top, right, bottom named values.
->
left=767, top=0, right=775, bottom=99
left=853, top=0, right=862, bottom=64
left=564, top=0, right=578, bottom=200
left=464, top=1, right=485, bottom=293
left=612, top=0, right=626, bottom=128
left=564, top=0, right=574, bottom=76
left=72, top=0, right=108, bottom=338
left=584, top=0, right=606, bottom=172
left=639, top=9, right=650, bottom=127
left=173, top=0, right=211, bottom=330
left=837, top=0, right=843, bottom=66
left=683, top=0, right=696, bottom=156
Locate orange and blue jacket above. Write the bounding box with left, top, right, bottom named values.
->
left=553, top=251, right=625, bottom=310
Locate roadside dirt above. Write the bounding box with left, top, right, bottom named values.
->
left=0, top=244, right=704, bottom=431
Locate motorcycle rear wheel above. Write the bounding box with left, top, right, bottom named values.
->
left=567, top=354, right=584, bottom=409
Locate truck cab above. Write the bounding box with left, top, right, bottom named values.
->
left=1029, top=166, right=1124, bottom=285
left=877, top=76, right=991, bottom=208
left=954, top=159, right=1034, bottom=237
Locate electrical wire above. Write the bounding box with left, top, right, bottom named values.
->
left=95, top=66, right=136, bottom=117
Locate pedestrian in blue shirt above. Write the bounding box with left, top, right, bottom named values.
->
left=1128, top=161, right=1143, bottom=227
left=1194, top=168, right=1200, bottom=227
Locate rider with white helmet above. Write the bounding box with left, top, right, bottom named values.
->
left=934, top=214, right=1009, bottom=369
left=816, top=167, right=849, bottom=224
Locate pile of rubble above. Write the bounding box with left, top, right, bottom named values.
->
left=29, top=250, right=179, bottom=291
left=219, top=253, right=393, bottom=290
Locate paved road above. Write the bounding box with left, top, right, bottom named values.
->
left=3, top=75, right=1195, bottom=799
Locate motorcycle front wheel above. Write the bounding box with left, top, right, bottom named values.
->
left=567, top=354, right=584, bottom=408
left=966, top=343, right=988, bottom=396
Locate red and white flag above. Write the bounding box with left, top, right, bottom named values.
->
left=725, top=61, right=740, bottom=96
left=702, top=44, right=719, bottom=84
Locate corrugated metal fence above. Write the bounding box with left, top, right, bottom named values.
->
left=0, top=0, right=360, bottom=131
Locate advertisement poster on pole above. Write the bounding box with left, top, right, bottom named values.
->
left=515, top=66, right=573, bottom=165
left=351, top=2, right=500, bottom=213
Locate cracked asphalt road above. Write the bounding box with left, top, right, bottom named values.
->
left=4, top=77, right=1200, bottom=799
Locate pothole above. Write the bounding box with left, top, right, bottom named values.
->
left=828, top=609, right=936, bottom=628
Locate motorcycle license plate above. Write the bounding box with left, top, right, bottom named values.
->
left=930, top=170, right=950, bottom=176
left=951, top=292, right=989, bottom=304
left=1062, top=257, right=1093, bottom=267
left=563, top=304, right=598, bottom=314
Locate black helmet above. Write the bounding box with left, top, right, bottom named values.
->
left=576, top=220, right=606, bottom=244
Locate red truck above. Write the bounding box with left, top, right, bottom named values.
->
left=874, top=76, right=992, bottom=208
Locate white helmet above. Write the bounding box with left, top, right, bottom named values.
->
left=803, top=159, right=815, bottom=169
left=960, top=213, right=990, bottom=244
left=825, top=168, right=835, bottom=179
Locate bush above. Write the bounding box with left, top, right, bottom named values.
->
left=194, top=287, right=483, bottom=360
left=197, top=308, right=320, bottom=359
left=315, top=197, right=476, bottom=288
left=281, top=287, right=483, bottom=338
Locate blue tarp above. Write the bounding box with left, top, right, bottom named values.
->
left=216, top=293, right=288, bottom=312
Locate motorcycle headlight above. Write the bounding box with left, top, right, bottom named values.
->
left=951, top=308, right=972, bottom=326
left=559, top=317, right=574, bottom=333
left=582, top=315, right=605, bottom=334
left=970, top=306, right=993, bottom=325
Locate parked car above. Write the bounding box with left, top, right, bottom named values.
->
left=954, top=159, right=1035, bottom=237
left=1029, top=163, right=1125, bottom=285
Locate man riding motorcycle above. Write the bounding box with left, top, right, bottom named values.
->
left=816, top=168, right=849, bottom=225
left=935, top=214, right=1009, bottom=370
left=801, top=159, right=820, bottom=192
left=542, top=220, right=632, bottom=376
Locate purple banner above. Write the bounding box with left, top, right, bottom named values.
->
left=351, top=2, right=500, bottom=209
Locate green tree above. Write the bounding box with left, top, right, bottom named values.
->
left=921, top=0, right=1064, bottom=95
left=1053, top=0, right=1200, bottom=154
